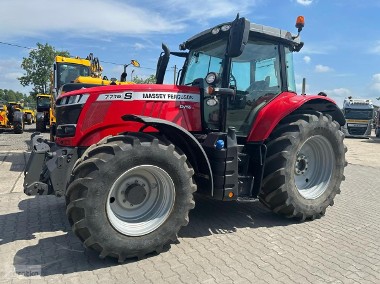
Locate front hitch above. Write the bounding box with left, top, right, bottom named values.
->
left=24, top=133, right=78, bottom=196
left=24, top=134, right=52, bottom=195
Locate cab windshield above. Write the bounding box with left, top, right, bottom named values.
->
left=37, top=97, right=51, bottom=108
left=183, top=40, right=227, bottom=85
left=57, top=63, right=91, bottom=90
left=344, top=109, right=373, bottom=120
left=184, top=38, right=284, bottom=135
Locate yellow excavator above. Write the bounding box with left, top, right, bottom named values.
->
left=54, top=54, right=139, bottom=95
left=35, top=94, right=53, bottom=132
left=35, top=55, right=92, bottom=133
left=45, top=54, right=139, bottom=140
left=0, top=101, right=25, bottom=133
left=23, top=108, right=36, bottom=124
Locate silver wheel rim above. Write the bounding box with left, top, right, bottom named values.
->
left=106, top=165, right=175, bottom=236
left=294, top=135, right=335, bottom=199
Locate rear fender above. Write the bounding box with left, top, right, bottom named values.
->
left=122, top=114, right=214, bottom=196
left=247, top=92, right=345, bottom=142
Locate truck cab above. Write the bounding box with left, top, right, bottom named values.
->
left=342, top=98, right=374, bottom=137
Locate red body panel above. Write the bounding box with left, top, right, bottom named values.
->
left=247, top=92, right=337, bottom=142
left=55, top=86, right=338, bottom=147
left=55, top=84, right=201, bottom=147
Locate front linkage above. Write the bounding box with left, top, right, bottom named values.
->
left=24, top=133, right=78, bottom=197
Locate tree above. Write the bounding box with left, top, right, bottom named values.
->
left=18, top=43, right=69, bottom=96
left=0, top=89, right=25, bottom=102
left=132, top=74, right=156, bottom=84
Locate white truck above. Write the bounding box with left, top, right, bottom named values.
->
left=342, top=97, right=374, bottom=137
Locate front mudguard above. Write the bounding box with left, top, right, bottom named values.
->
left=24, top=133, right=78, bottom=196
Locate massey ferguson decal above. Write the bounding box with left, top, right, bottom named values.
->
left=97, top=92, right=199, bottom=102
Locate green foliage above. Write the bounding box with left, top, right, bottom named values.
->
left=18, top=43, right=70, bottom=96
left=0, top=89, right=24, bottom=102
left=0, top=89, right=36, bottom=108
left=132, top=74, right=156, bottom=84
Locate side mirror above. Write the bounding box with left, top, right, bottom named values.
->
left=156, top=43, right=170, bottom=84
left=226, top=15, right=250, bottom=58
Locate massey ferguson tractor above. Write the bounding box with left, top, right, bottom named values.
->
left=24, top=15, right=346, bottom=262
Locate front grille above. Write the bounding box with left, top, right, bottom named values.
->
left=347, top=126, right=367, bottom=136
left=55, top=104, right=83, bottom=125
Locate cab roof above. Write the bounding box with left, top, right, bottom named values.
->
left=181, top=20, right=301, bottom=51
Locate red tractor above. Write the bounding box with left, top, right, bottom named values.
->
left=24, top=15, right=346, bottom=262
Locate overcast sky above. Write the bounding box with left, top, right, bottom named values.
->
left=1, top=0, right=380, bottom=107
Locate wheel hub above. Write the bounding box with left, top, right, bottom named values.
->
left=106, top=165, right=176, bottom=236
left=295, top=154, right=309, bottom=175
left=123, top=183, right=147, bottom=206
left=294, top=135, right=335, bottom=200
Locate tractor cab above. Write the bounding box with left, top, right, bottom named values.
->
left=157, top=16, right=304, bottom=137
left=36, top=94, right=51, bottom=113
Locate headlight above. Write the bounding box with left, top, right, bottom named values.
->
left=211, top=27, right=220, bottom=35
left=221, top=24, right=231, bottom=32
left=57, top=94, right=89, bottom=106
left=205, top=72, right=219, bottom=85
left=56, top=124, right=76, bottom=137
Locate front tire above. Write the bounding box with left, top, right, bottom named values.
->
left=13, top=121, right=23, bottom=134
left=36, top=120, right=46, bottom=132
left=259, top=112, right=346, bottom=220
left=66, top=133, right=196, bottom=262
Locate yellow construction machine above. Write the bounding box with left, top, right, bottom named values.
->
left=35, top=94, right=54, bottom=132
left=42, top=54, right=139, bottom=139
left=0, top=101, right=25, bottom=133
left=23, top=108, right=36, bottom=124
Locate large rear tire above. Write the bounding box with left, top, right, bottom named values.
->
left=66, top=133, right=196, bottom=262
left=376, top=127, right=380, bottom=138
left=259, top=112, right=346, bottom=220
left=13, top=111, right=24, bottom=134
left=36, top=120, right=46, bottom=132
left=13, top=121, right=23, bottom=134
left=36, top=120, right=46, bottom=133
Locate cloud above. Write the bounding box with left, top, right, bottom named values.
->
left=296, top=0, right=313, bottom=6
left=322, top=88, right=352, bottom=107
left=0, top=58, right=30, bottom=93
left=370, top=73, right=380, bottom=92
left=0, top=0, right=186, bottom=39
left=372, top=74, right=380, bottom=81
left=315, top=64, right=333, bottom=73
left=0, top=0, right=259, bottom=39
left=133, top=43, right=146, bottom=50
left=300, top=43, right=335, bottom=55
left=369, top=41, right=380, bottom=54
left=303, top=56, right=311, bottom=64
left=165, top=0, right=258, bottom=22
left=323, top=88, right=351, bottom=97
